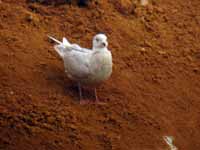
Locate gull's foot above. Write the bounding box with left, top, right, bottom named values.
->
left=79, top=99, right=91, bottom=105
left=92, top=100, right=106, bottom=105
left=79, top=99, right=106, bottom=105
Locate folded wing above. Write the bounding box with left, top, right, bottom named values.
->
left=63, top=50, right=92, bottom=79
left=49, top=36, right=93, bottom=79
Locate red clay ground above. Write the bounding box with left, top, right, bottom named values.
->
left=0, top=0, right=200, bottom=150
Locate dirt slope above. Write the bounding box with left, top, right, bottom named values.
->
left=0, top=0, right=200, bottom=150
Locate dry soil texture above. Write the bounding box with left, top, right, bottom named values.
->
left=0, top=0, right=200, bottom=150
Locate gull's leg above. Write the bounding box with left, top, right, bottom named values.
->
left=94, top=88, right=99, bottom=103
left=94, top=88, right=106, bottom=105
left=78, top=83, right=84, bottom=104
left=78, top=83, right=89, bottom=105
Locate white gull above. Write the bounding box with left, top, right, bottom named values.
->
left=48, top=33, right=112, bottom=104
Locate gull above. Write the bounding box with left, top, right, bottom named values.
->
left=48, top=33, right=112, bottom=104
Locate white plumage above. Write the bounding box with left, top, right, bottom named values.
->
left=48, top=34, right=112, bottom=104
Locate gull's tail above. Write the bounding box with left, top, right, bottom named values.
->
left=48, top=35, right=71, bottom=59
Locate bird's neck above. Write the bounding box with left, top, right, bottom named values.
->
left=92, top=47, right=108, bottom=52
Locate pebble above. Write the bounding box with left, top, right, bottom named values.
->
left=140, top=0, right=148, bottom=6
left=187, top=56, right=193, bottom=62
left=158, top=50, right=167, bottom=55
left=193, top=67, right=199, bottom=73
left=140, top=47, right=147, bottom=54
left=10, top=91, right=14, bottom=95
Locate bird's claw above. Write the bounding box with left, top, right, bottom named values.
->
left=79, top=99, right=106, bottom=105
left=79, top=99, right=90, bottom=105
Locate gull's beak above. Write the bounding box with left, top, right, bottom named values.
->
left=101, top=42, right=107, bottom=47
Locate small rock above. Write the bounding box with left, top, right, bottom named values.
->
left=163, top=136, right=178, bottom=150
left=193, top=67, right=199, bottom=73
left=26, top=14, right=33, bottom=22
left=140, top=0, right=148, bottom=6
left=140, top=47, right=147, bottom=54
left=10, top=91, right=14, bottom=95
left=158, top=50, right=167, bottom=55
left=111, top=0, right=135, bottom=15
left=25, top=12, right=39, bottom=24
left=187, top=56, right=193, bottom=62
left=194, top=51, right=200, bottom=59
left=144, top=40, right=152, bottom=47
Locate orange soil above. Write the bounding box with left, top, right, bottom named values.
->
left=0, top=0, right=200, bottom=150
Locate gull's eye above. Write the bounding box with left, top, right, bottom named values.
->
left=96, top=38, right=100, bottom=42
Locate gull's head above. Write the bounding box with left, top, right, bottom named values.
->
left=92, top=33, right=108, bottom=49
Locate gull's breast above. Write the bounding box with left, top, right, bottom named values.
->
left=89, top=51, right=112, bottom=84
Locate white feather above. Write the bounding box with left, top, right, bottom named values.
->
left=49, top=34, right=112, bottom=84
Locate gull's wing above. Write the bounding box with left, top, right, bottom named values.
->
left=48, top=36, right=63, bottom=45
left=48, top=36, right=92, bottom=59
left=48, top=35, right=93, bottom=79
left=63, top=50, right=92, bottom=79
left=70, top=44, right=92, bottom=53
